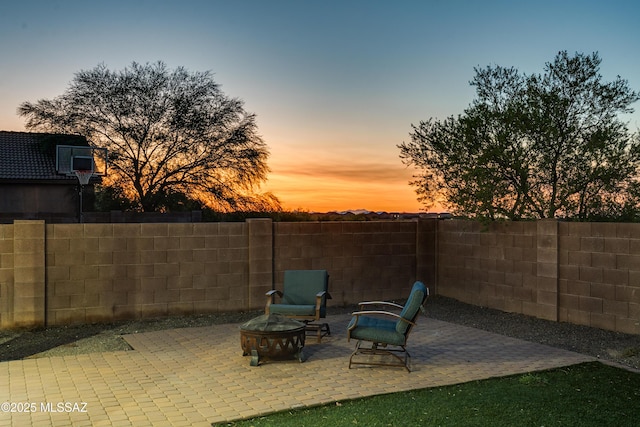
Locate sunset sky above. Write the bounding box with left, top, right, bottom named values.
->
left=1, top=0, right=639, bottom=212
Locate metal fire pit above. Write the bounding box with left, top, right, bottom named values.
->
left=240, top=314, right=306, bottom=366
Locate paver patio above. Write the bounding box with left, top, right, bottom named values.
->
left=0, top=314, right=595, bottom=426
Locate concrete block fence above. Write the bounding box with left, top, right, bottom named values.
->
left=437, top=220, right=640, bottom=335
left=0, top=218, right=638, bottom=335
left=0, top=219, right=428, bottom=329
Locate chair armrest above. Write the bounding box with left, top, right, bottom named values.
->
left=348, top=310, right=416, bottom=331
left=313, top=291, right=331, bottom=319
left=357, top=301, right=404, bottom=311
left=265, top=290, right=283, bottom=314
left=266, top=290, right=282, bottom=297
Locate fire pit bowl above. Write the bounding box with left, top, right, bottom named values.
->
left=240, top=314, right=306, bottom=366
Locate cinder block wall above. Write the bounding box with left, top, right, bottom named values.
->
left=437, top=220, right=541, bottom=315
left=1, top=218, right=424, bottom=329
left=558, top=222, right=640, bottom=334
left=0, top=219, right=434, bottom=328
left=44, top=222, right=250, bottom=325
left=1, top=221, right=49, bottom=328
left=416, top=217, right=437, bottom=292
left=273, top=221, right=418, bottom=305
left=0, top=224, right=15, bottom=328
left=3, top=218, right=639, bottom=335
left=437, top=219, right=640, bottom=334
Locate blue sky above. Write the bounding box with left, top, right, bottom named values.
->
left=1, top=0, right=639, bottom=211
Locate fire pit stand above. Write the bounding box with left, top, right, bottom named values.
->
left=240, top=314, right=306, bottom=366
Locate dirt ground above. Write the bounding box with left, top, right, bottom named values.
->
left=1, top=296, right=639, bottom=370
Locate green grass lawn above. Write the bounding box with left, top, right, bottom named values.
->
left=217, top=362, right=640, bottom=427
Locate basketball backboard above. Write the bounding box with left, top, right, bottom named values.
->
left=56, top=145, right=108, bottom=176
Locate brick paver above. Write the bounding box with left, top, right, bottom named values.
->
left=0, top=315, right=594, bottom=426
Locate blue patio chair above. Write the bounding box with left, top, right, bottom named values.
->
left=265, top=270, right=331, bottom=342
left=347, top=281, right=429, bottom=372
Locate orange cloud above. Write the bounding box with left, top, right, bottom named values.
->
left=276, top=162, right=410, bottom=183
left=264, top=158, right=422, bottom=212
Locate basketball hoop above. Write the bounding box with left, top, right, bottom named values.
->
left=74, top=170, right=93, bottom=186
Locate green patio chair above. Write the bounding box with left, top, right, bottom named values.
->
left=265, top=270, right=331, bottom=342
left=347, top=281, right=429, bottom=372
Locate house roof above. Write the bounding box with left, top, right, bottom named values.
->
left=0, top=131, right=84, bottom=183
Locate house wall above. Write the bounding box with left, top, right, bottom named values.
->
left=0, top=183, right=77, bottom=223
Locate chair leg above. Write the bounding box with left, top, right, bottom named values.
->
left=306, top=322, right=330, bottom=342
left=348, top=340, right=411, bottom=372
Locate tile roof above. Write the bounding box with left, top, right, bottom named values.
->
left=0, top=131, right=82, bottom=182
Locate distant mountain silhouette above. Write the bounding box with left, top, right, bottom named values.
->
left=307, top=209, right=451, bottom=221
